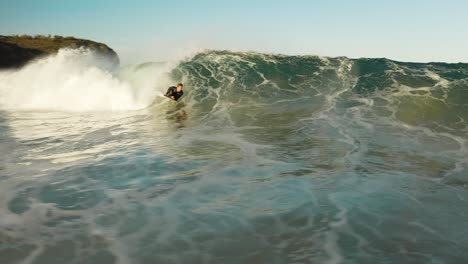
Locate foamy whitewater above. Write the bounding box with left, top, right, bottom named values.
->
left=1, top=49, right=468, bottom=264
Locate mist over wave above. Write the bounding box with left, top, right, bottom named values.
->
left=0, top=48, right=174, bottom=111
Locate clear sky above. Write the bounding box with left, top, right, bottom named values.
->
left=1, top=0, right=467, bottom=64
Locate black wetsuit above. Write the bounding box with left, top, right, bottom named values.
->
left=165, top=86, right=184, bottom=101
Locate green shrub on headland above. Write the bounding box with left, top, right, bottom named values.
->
left=0, top=35, right=119, bottom=68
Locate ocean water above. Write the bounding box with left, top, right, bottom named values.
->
left=1, top=49, right=468, bottom=264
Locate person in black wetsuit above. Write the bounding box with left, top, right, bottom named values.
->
left=165, top=83, right=184, bottom=101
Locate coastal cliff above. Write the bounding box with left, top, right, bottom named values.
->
left=0, top=35, right=119, bottom=69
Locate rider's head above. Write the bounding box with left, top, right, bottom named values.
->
left=176, top=83, right=183, bottom=91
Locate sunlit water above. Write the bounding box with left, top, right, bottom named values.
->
left=1, top=50, right=468, bottom=264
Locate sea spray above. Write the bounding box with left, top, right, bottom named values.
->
left=0, top=48, right=173, bottom=111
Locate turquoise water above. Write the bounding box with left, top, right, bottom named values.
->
left=1, top=50, right=468, bottom=263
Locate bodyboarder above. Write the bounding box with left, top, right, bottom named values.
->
left=165, top=83, right=184, bottom=101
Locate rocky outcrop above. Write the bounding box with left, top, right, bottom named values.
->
left=0, top=35, right=119, bottom=69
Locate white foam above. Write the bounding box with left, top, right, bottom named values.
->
left=0, top=48, right=172, bottom=112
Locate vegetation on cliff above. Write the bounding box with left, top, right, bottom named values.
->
left=0, top=35, right=119, bottom=68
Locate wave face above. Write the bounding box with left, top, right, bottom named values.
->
left=175, top=51, right=468, bottom=136
left=1, top=50, right=468, bottom=263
